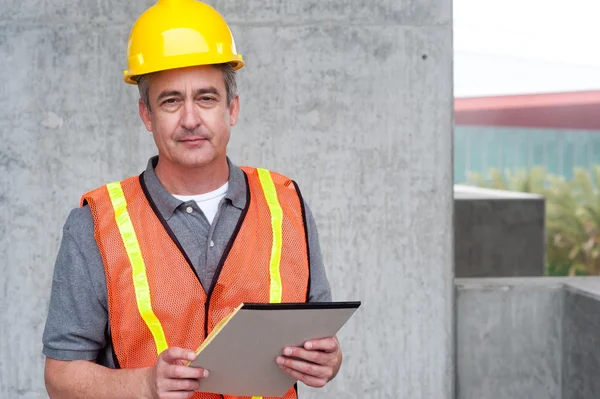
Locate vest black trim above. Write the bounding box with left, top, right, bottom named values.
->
left=204, top=170, right=251, bottom=339
left=292, top=180, right=311, bottom=302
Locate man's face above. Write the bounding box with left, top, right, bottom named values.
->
left=139, top=65, right=239, bottom=170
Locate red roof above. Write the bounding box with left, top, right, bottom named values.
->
left=454, top=90, right=600, bottom=130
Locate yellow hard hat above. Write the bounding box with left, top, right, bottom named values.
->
left=123, top=0, right=244, bottom=85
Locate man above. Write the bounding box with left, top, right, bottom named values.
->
left=42, top=0, right=342, bottom=398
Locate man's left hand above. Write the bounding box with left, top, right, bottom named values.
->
left=276, top=337, right=342, bottom=388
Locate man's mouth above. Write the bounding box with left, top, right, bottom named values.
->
left=180, top=137, right=207, bottom=142
left=179, top=137, right=209, bottom=146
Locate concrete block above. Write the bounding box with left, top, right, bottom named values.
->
left=454, top=186, right=545, bottom=277
left=562, top=284, right=600, bottom=399
left=456, top=279, right=563, bottom=399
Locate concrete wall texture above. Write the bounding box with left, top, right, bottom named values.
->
left=456, top=279, right=563, bottom=399
left=456, top=278, right=600, bottom=399
left=0, top=0, right=454, bottom=398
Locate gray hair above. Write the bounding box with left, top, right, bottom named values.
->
left=136, top=63, right=238, bottom=112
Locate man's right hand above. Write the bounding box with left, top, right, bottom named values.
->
left=148, top=347, right=209, bottom=399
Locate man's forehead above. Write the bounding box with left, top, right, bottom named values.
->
left=149, top=66, right=225, bottom=93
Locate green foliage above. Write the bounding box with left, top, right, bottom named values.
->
left=466, top=166, right=600, bottom=276
left=467, top=166, right=549, bottom=195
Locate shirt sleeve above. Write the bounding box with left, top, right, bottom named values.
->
left=42, top=206, right=109, bottom=361
left=303, top=200, right=333, bottom=302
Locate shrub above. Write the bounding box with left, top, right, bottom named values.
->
left=466, top=166, right=600, bottom=276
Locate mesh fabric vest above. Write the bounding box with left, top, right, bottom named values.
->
left=81, top=167, right=310, bottom=399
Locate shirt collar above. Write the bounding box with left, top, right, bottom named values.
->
left=224, top=159, right=247, bottom=210
left=141, top=156, right=247, bottom=221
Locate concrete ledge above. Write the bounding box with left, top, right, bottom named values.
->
left=456, top=277, right=600, bottom=399
left=454, top=185, right=545, bottom=200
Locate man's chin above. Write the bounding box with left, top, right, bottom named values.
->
left=176, top=154, right=222, bottom=169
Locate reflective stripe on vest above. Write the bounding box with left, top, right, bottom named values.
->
left=106, top=181, right=168, bottom=356
left=256, top=168, right=283, bottom=304
left=252, top=170, right=284, bottom=399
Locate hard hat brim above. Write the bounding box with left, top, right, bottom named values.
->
left=124, top=58, right=244, bottom=85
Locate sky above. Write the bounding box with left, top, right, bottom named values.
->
left=453, top=0, right=600, bottom=97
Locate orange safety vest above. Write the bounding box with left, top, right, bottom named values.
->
left=81, top=167, right=310, bottom=399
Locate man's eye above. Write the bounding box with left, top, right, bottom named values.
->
left=200, top=97, right=216, bottom=102
left=163, top=98, right=178, bottom=105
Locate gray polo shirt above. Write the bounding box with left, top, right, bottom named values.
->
left=42, top=156, right=332, bottom=367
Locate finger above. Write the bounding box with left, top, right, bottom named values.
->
left=276, top=356, right=333, bottom=380
left=281, top=346, right=336, bottom=367
left=165, top=364, right=209, bottom=380
left=303, top=337, right=338, bottom=353
left=160, top=347, right=197, bottom=364
left=159, top=377, right=201, bottom=393
left=278, top=365, right=327, bottom=389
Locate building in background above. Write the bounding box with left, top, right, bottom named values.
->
left=453, top=0, right=600, bottom=184
left=454, top=91, right=600, bottom=183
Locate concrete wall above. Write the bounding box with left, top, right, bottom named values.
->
left=562, top=281, right=600, bottom=399
left=456, top=279, right=563, bottom=399
left=454, top=186, right=545, bottom=277
left=456, top=277, right=600, bottom=399
left=0, top=0, right=454, bottom=398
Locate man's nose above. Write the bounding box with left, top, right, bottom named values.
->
left=181, top=101, right=201, bottom=130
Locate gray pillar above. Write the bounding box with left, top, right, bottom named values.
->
left=0, top=1, right=454, bottom=398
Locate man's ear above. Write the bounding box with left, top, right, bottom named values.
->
left=229, top=95, right=240, bottom=127
left=139, top=99, right=153, bottom=132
